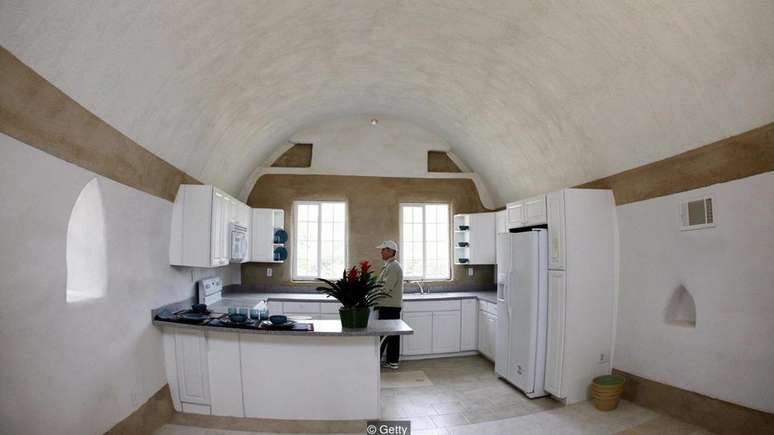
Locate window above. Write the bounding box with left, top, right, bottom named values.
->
left=400, top=203, right=450, bottom=280
left=293, top=201, right=347, bottom=280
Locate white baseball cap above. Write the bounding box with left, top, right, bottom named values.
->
left=376, top=240, right=399, bottom=251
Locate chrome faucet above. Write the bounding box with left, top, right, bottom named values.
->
left=411, top=281, right=426, bottom=295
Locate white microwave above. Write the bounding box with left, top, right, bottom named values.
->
left=229, top=223, right=248, bottom=262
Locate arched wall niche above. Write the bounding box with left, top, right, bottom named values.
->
left=66, top=178, right=108, bottom=303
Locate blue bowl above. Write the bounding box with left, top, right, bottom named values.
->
left=229, top=313, right=248, bottom=323
left=269, top=315, right=288, bottom=325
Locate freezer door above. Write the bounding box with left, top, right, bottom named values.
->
left=505, top=231, right=540, bottom=393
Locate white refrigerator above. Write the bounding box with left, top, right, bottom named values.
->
left=495, top=229, right=549, bottom=398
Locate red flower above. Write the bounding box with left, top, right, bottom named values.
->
left=359, top=260, right=371, bottom=274
left=347, top=266, right=359, bottom=283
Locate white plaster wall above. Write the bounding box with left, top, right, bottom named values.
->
left=0, top=134, right=239, bottom=435
left=289, top=115, right=450, bottom=178
left=613, top=170, right=774, bottom=413
left=2, top=1, right=773, bottom=205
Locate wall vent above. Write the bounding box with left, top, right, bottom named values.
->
left=679, top=196, right=715, bottom=231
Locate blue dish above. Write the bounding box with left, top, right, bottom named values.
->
left=274, top=229, right=288, bottom=244
left=229, top=313, right=248, bottom=323
left=269, top=315, right=288, bottom=325
left=273, top=246, right=288, bottom=261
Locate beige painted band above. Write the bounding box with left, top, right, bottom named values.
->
left=0, top=45, right=199, bottom=202
left=578, top=122, right=774, bottom=205
left=613, top=369, right=774, bottom=434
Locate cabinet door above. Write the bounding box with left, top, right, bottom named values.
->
left=250, top=209, right=273, bottom=262
left=495, top=210, right=507, bottom=234
left=469, top=213, right=495, bottom=264
left=547, top=191, right=566, bottom=270
left=432, top=311, right=461, bottom=354
left=545, top=270, right=566, bottom=398
left=524, top=195, right=547, bottom=225
left=488, top=313, right=498, bottom=360
left=174, top=328, right=210, bottom=405
left=478, top=309, right=488, bottom=357
left=460, top=300, right=478, bottom=351
left=207, top=331, right=243, bottom=417
left=506, top=201, right=524, bottom=229
left=401, top=312, right=433, bottom=355
left=211, top=191, right=224, bottom=266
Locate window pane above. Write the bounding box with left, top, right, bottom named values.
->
left=399, top=203, right=449, bottom=280
left=295, top=202, right=345, bottom=280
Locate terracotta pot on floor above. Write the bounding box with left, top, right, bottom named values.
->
left=591, top=375, right=626, bottom=411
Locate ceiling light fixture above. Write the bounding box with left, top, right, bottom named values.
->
left=370, top=118, right=378, bottom=125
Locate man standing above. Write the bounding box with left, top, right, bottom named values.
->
left=375, top=240, right=403, bottom=370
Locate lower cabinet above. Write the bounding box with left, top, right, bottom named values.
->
left=477, top=308, right=497, bottom=360
left=545, top=270, right=567, bottom=398
left=401, top=312, right=433, bottom=355
left=432, top=311, right=461, bottom=353
left=207, top=331, right=243, bottom=417
left=460, top=299, right=478, bottom=351
left=174, top=328, right=210, bottom=407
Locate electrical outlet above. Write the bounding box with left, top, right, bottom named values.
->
left=266, top=268, right=272, bottom=277
left=598, top=352, right=609, bottom=364
left=467, top=268, right=474, bottom=277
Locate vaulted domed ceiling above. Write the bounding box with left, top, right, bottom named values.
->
left=2, top=1, right=773, bottom=206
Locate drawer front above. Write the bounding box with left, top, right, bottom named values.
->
left=282, top=301, right=320, bottom=313
left=320, top=302, right=343, bottom=313
left=403, top=299, right=461, bottom=312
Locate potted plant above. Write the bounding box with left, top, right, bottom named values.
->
left=316, top=261, right=391, bottom=328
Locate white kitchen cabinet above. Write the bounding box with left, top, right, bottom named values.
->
left=169, top=185, right=250, bottom=268
left=432, top=311, right=461, bottom=353
left=477, top=310, right=488, bottom=358
left=251, top=208, right=285, bottom=263
left=401, top=312, right=433, bottom=355
left=506, top=195, right=546, bottom=230
left=453, top=212, right=495, bottom=265
left=545, top=270, right=566, bottom=398
left=460, top=299, right=478, bottom=351
left=506, top=201, right=524, bottom=228
left=524, top=195, right=547, bottom=225
left=477, top=305, right=497, bottom=361
left=206, top=331, right=244, bottom=417
left=174, top=328, right=210, bottom=407
left=495, top=209, right=507, bottom=234
left=544, top=188, right=615, bottom=404
left=546, top=190, right=566, bottom=270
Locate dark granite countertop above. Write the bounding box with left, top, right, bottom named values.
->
left=152, top=318, right=412, bottom=337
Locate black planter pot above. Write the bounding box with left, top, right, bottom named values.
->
left=339, top=306, right=370, bottom=329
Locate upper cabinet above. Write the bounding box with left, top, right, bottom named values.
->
left=506, top=195, right=546, bottom=230
left=453, top=212, right=495, bottom=265
left=495, top=209, right=507, bottom=234
left=250, top=208, right=285, bottom=263
left=170, top=185, right=251, bottom=268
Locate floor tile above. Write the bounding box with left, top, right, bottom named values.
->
left=430, top=412, right=469, bottom=428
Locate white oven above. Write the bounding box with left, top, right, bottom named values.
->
left=229, top=223, right=248, bottom=262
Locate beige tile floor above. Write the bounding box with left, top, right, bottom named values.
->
left=155, top=355, right=713, bottom=435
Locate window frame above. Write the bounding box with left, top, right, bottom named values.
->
left=291, top=200, right=349, bottom=281
left=399, top=202, right=452, bottom=281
